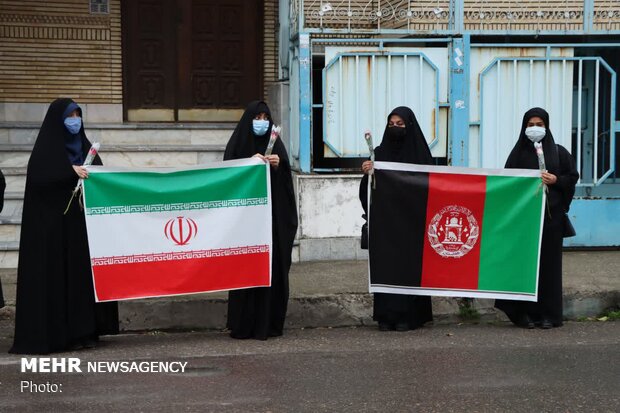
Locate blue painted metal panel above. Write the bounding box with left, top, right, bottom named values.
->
left=449, top=35, right=470, bottom=166
left=322, top=52, right=443, bottom=157
left=564, top=198, right=620, bottom=247
left=478, top=56, right=576, bottom=169
left=290, top=33, right=619, bottom=246
left=476, top=55, right=616, bottom=185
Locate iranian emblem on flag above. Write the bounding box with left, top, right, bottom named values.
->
left=164, top=217, right=198, bottom=246
left=82, top=159, right=272, bottom=302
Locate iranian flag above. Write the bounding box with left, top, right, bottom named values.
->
left=368, top=162, right=545, bottom=301
left=82, top=159, right=272, bottom=302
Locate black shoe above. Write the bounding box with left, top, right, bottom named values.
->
left=518, top=314, right=535, bottom=329
left=378, top=322, right=391, bottom=331
left=394, top=322, right=409, bottom=332
left=540, top=319, right=553, bottom=329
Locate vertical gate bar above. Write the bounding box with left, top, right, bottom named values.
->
left=388, top=54, right=392, bottom=110
left=529, top=59, right=534, bottom=106
left=594, top=58, right=600, bottom=183
left=449, top=35, right=470, bottom=166
left=545, top=59, right=550, bottom=108
left=419, top=56, right=423, bottom=113
left=577, top=59, right=583, bottom=184
left=562, top=60, right=566, bottom=144
left=404, top=54, right=408, bottom=105
left=496, top=60, right=501, bottom=166
left=356, top=55, right=360, bottom=155
left=298, top=33, right=311, bottom=172
left=611, top=70, right=617, bottom=182
left=513, top=59, right=517, bottom=142
left=372, top=55, right=376, bottom=142
left=339, top=55, right=344, bottom=154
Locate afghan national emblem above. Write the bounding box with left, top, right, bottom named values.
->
left=164, top=217, right=198, bottom=246
left=427, top=205, right=479, bottom=258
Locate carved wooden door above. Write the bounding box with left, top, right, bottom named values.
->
left=123, top=0, right=262, bottom=121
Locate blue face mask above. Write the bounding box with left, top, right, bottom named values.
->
left=252, top=119, right=270, bottom=136
left=64, top=117, right=82, bottom=134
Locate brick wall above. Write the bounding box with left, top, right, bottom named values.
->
left=0, top=0, right=122, bottom=103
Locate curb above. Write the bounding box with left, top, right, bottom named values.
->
left=115, top=290, right=619, bottom=331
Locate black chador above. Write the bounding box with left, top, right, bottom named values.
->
left=10, top=98, right=118, bottom=354
left=495, top=107, right=579, bottom=328
left=224, top=101, right=298, bottom=340
left=360, top=106, right=434, bottom=331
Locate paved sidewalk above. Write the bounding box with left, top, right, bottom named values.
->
left=0, top=251, right=618, bottom=333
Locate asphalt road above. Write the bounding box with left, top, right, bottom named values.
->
left=0, top=322, right=618, bottom=412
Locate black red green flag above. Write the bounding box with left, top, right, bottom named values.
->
left=368, top=162, right=545, bottom=301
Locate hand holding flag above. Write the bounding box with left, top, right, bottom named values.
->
left=64, top=142, right=100, bottom=214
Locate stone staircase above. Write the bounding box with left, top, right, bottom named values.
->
left=0, top=122, right=236, bottom=305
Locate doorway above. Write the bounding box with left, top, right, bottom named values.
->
left=122, top=0, right=262, bottom=122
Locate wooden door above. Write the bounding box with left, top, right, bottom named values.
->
left=123, top=0, right=177, bottom=121
left=123, top=0, right=262, bottom=122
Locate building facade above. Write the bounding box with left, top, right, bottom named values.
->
left=0, top=1, right=618, bottom=269
left=282, top=1, right=620, bottom=259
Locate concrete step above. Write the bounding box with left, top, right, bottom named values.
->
left=1, top=252, right=618, bottom=330
left=0, top=144, right=227, bottom=169
left=0, top=145, right=227, bottom=197
left=0, top=122, right=236, bottom=146
left=0, top=192, right=23, bottom=218
left=0, top=143, right=229, bottom=246
left=0, top=245, right=18, bottom=269
left=0, top=224, right=19, bottom=244
left=2, top=168, right=25, bottom=194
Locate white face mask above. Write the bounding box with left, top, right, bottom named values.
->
left=525, top=126, right=546, bottom=142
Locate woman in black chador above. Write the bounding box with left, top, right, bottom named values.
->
left=360, top=106, right=434, bottom=331
left=496, top=107, right=578, bottom=329
left=10, top=98, right=118, bottom=354
left=224, top=101, right=298, bottom=340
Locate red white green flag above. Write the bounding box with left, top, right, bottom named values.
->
left=82, top=159, right=272, bottom=302
left=368, top=162, right=545, bottom=301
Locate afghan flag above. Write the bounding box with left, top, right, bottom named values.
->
left=368, top=162, right=545, bottom=301
left=82, top=159, right=272, bottom=302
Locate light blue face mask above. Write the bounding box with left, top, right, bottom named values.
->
left=252, top=119, right=270, bottom=136
left=64, top=117, right=82, bottom=134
